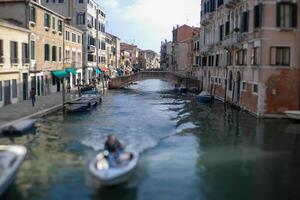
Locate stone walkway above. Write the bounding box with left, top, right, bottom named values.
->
left=0, top=92, right=78, bottom=127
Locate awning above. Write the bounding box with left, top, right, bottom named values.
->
left=100, top=67, right=109, bottom=72
left=52, top=70, right=68, bottom=78
left=95, top=68, right=102, bottom=74
left=65, top=68, right=77, bottom=75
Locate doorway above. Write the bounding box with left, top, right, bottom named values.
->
left=22, top=73, right=28, bottom=100
left=4, top=80, right=11, bottom=105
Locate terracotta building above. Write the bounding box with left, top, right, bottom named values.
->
left=199, top=0, right=300, bottom=117
left=120, top=42, right=139, bottom=68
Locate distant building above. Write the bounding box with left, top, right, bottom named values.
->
left=0, top=19, right=30, bottom=108
left=105, top=33, right=121, bottom=77
left=139, top=50, right=160, bottom=69
left=160, top=40, right=173, bottom=71
left=120, top=43, right=139, bottom=68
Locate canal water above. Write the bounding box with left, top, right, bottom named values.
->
left=1, top=79, right=300, bottom=200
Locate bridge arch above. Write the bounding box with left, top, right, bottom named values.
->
left=108, top=71, right=201, bottom=89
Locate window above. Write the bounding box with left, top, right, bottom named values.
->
left=44, top=13, right=51, bottom=28
left=22, top=43, right=29, bottom=64
left=241, top=11, right=249, bottom=32
left=0, top=40, right=3, bottom=63
left=58, top=19, right=63, bottom=32
left=44, top=44, right=50, bottom=61
left=72, top=33, right=76, bottom=42
left=216, top=54, right=219, bottom=66
left=236, top=49, right=247, bottom=65
left=72, top=51, right=76, bottom=62
left=253, top=84, right=258, bottom=94
left=225, top=21, right=230, bottom=36
left=30, top=41, right=35, bottom=60
left=226, top=51, right=232, bottom=65
left=66, top=49, right=70, bottom=63
left=0, top=81, right=2, bottom=101
left=59, top=47, right=62, bottom=62
left=219, top=24, right=224, bottom=41
left=242, top=82, right=246, bottom=91
left=77, top=12, right=85, bottom=25
left=270, top=47, right=290, bottom=66
left=10, top=41, right=18, bottom=64
left=78, top=52, right=81, bottom=63
left=251, top=47, right=260, bottom=65
left=66, top=31, right=70, bottom=41
left=12, top=79, right=17, bottom=98
left=277, top=3, right=297, bottom=28
left=52, top=16, right=56, bottom=30
left=228, top=71, right=233, bottom=91
left=52, top=46, right=57, bottom=61
left=30, top=6, right=36, bottom=22
left=254, top=4, right=263, bottom=28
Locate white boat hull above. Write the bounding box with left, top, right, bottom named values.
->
left=0, top=145, right=27, bottom=196
left=285, top=111, right=300, bottom=120
left=89, top=151, right=139, bottom=186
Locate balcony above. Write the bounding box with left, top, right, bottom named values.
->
left=22, top=58, right=30, bottom=65
left=88, top=45, right=96, bottom=53
left=201, top=13, right=214, bottom=26
left=199, top=45, right=208, bottom=54
left=72, top=62, right=82, bottom=69
left=224, top=0, right=242, bottom=9
left=222, top=32, right=245, bottom=49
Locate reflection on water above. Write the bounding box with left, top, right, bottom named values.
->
left=1, top=79, right=300, bottom=200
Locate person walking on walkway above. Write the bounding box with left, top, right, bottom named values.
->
left=30, top=88, right=36, bottom=107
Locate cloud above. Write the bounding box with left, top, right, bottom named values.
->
left=102, top=0, right=120, bottom=8
left=100, top=0, right=200, bottom=52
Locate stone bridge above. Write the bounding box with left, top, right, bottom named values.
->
left=108, top=71, right=201, bottom=89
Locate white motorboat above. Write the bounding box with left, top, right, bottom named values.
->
left=285, top=111, right=300, bottom=120
left=89, top=151, right=139, bottom=186
left=0, top=145, right=27, bottom=196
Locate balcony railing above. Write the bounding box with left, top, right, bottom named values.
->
left=224, top=0, right=242, bottom=9
left=11, top=58, right=19, bottom=64
left=222, top=32, right=244, bottom=49
left=22, top=58, right=30, bottom=64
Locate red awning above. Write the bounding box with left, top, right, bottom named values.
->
left=100, top=67, right=109, bottom=72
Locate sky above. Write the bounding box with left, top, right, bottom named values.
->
left=98, top=0, right=201, bottom=53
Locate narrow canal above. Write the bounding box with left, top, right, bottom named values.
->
left=1, top=79, right=300, bottom=200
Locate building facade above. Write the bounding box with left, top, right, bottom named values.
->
left=0, top=0, right=66, bottom=96
left=105, top=33, right=121, bottom=77
left=64, top=23, right=83, bottom=87
left=41, top=0, right=106, bottom=83
left=120, top=43, right=139, bottom=69
left=0, top=19, right=30, bottom=108
left=199, top=0, right=300, bottom=117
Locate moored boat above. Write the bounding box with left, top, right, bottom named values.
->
left=2, top=119, right=36, bottom=134
left=197, top=91, right=214, bottom=104
left=89, top=151, right=139, bottom=186
left=285, top=111, right=300, bottom=120
left=0, top=145, right=27, bottom=196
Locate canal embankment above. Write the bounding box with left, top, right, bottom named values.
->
left=0, top=92, right=77, bottom=133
